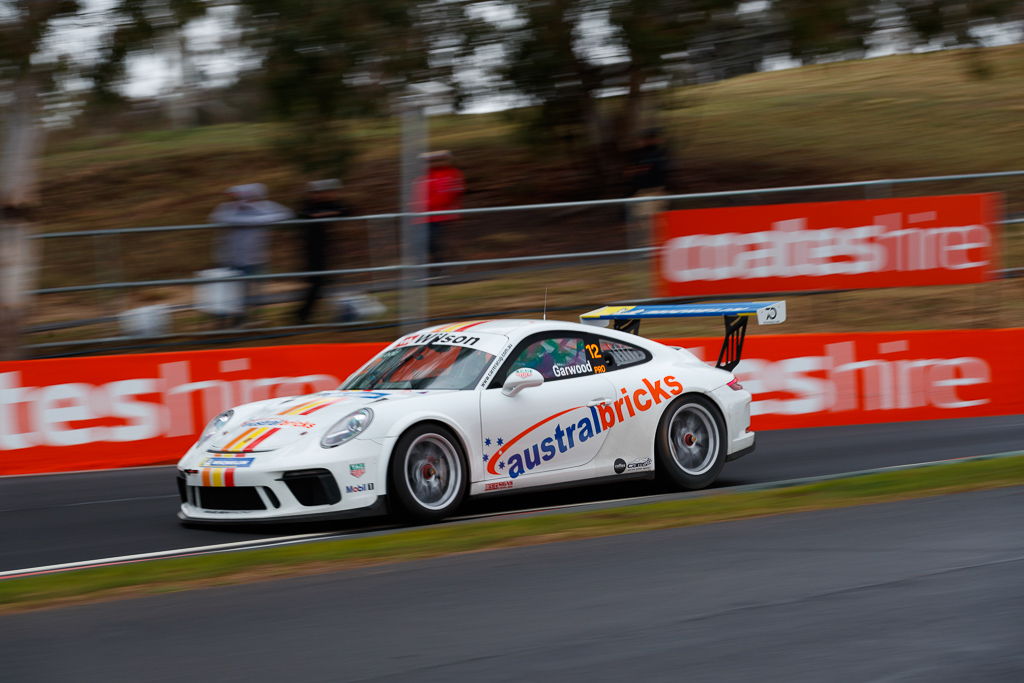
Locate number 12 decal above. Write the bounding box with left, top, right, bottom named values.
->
left=585, top=343, right=602, bottom=359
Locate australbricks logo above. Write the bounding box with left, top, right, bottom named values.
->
left=485, top=375, right=683, bottom=479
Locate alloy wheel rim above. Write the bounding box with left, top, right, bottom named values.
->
left=405, top=434, right=461, bottom=510
left=667, top=404, right=718, bottom=476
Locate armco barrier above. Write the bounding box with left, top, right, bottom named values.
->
left=1, top=328, right=1021, bottom=475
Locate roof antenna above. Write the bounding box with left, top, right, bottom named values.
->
left=543, top=288, right=549, bottom=320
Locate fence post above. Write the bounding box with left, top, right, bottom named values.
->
left=91, top=233, right=111, bottom=315
left=398, top=97, right=427, bottom=333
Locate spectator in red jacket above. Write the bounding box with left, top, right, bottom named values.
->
left=417, top=150, right=465, bottom=268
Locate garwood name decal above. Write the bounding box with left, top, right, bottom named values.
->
left=486, top=375, right=683, bottom=479
left=552, top=361, right=594, bottom=378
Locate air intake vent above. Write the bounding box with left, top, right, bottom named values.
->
left=282, top=469, right=342, bottom=506
left=176, top=473, right=188, bottom=503
left=195, top=486, right=266, bottom=511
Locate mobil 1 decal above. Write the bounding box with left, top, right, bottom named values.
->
left=485, top=374, right=682, bottom=479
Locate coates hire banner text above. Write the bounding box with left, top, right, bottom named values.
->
left=1, top=330, right=1022, bottom=475
left=655, top=194, right=1000, bottom=297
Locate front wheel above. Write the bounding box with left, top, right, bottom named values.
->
left=655, top=394, right=727, bottom=490
left=388, top=423, right=467, bottom=523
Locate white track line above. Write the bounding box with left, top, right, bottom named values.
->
left=6, top=450, right=1021, bottom=580
left=0, top=532, right=340, bottom=579
left=0, top=464, right=174, bottom=479
left=0, top=498, right=633, bottom=579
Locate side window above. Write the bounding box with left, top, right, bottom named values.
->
left=598, top=337, right=651, bottom=371
left=508, top=336, right=591, bottom=381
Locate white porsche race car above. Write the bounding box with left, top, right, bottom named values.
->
left=176, top=301, right=786, bottom=524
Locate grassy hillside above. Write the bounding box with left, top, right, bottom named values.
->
left=28, top=45, right=1024, bottom=351
left=671, top=47, right=1024, bottom=179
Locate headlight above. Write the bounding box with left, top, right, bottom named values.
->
left=321, top=408, right=373, bottom=448
left=198, top=409, right=234, bottom=446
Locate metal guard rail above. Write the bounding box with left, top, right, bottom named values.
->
left=29, top=169, right=1024, bottom=240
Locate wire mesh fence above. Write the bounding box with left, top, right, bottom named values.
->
left=24, top=170, right=1024, bottom=356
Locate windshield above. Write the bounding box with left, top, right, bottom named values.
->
left=342, top=344, right=496, bottom=391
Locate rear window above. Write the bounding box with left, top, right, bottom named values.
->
left=599, top=338, right=650, bottom=370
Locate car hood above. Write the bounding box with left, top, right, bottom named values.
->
left=205, top=389, right=454, bottom=453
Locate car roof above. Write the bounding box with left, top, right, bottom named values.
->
left=415, top=318, right=657, bottom=345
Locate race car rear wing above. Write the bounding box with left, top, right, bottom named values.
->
left=580, top=301, right=786, bottom=372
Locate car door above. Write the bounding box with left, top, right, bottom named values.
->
left=478, top=332, right=617, bottom=488
left=589, top=335, right=665, bottom=475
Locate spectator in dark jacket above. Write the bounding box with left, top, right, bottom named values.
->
left=295, top=179, right=353, bottom=324
left=625, top=129, right=672, bottom=249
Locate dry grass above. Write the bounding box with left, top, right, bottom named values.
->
left=672, top=46, right=1024, bottom=184
left=28, top=45, right=1024, bottom=348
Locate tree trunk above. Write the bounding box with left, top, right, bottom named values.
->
left=0, top=216, right=36, bottom=360
left=166, top=29, right=203, bottom=129
left=617, top=66, right=647, bottom=153
left=0, top=76, right=43, bottom=360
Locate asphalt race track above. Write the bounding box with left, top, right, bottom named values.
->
left=1, top=414, right=1021, bottom=575
left=3, top=487, right=1022, bottom=682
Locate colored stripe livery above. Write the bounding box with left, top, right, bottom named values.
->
left=581, top=302, right=786, bottom=325
left=200, top=467, right=236, bottom=487
left=431, top=320, right=490, bottom=333
left=280, top=397, right=347, bottom=416
left=213, top=397, right=346, bottom=455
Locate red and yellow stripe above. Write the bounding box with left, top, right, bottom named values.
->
left=278, top=396, right=346, bottom=416
left=431, top=320, right=490, bottom=333
left=219, top=426, right=278, bottom=453
left=202, top=397, right=350, bottom=484
left=200, top=467, right=236, bottom=487
left=213, top=398, right=346, bottom=454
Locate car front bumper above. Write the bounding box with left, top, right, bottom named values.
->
left=178, top=495, right=389, bottom=525
left=176, top=439, right=387, bottom=523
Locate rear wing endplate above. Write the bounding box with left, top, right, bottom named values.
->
left=580, top=301, right=786, bottom=372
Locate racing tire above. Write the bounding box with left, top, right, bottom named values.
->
left=654, top=394, right=727, bottom=490
left=388, top=423, right=468, bottom=524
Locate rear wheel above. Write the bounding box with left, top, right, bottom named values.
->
left=655, top=394, right=727, bottom=490
left=388, top=423, right=467, bottom=523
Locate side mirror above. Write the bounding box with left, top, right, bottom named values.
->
left=502, top=367, right=544, bottom=397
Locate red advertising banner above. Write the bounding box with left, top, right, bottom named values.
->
left=0, top=344, right=384, bottom=476
left=1, top=329, right=1021, bottom=475
left=670, top=328, right=1024, bottom=430
left=655, top=194, right=1001, bottom=297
